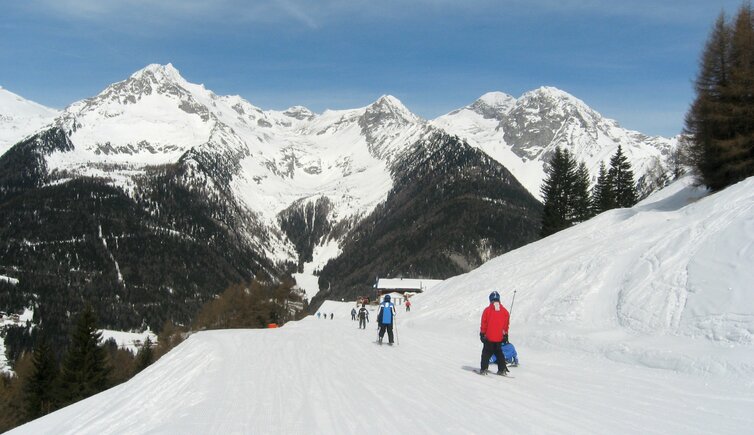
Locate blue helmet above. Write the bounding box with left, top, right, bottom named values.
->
left=489, top=291, right=500, bottom=302
left=384, top=294, right=391, bottom=302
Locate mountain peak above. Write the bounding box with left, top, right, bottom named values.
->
left=468, top=91, right=516, bottom=120
left=477, top=91, right=515, bottom=107
left=283, top=105, right=316, bottom=120
left=129, top=63, right=186, bottom=86
left=521, top=86, right=589, bottom=109
left=365, top=95, right=418, bottom=122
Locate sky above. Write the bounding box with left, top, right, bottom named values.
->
left=0, top=0, right=747, bottom=137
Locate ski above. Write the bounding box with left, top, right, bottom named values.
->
left=471, top=369, right=514, bottom=378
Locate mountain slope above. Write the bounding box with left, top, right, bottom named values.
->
left=0, top=87, right=58, bottom=157
left=433, top=87, right=677, bottom=200
left=314, top=132, right=542, bottom=303
left=8, top=177, right=754, bottom=434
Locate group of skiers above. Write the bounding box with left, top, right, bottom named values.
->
left=348, top=295, right=399, bottom=344
left=341, top=290, right=515, bottom=374
left=316, top=312, right=333, bottom=319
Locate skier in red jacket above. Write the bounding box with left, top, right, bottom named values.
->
left=479, top=291, right=510, bottom=376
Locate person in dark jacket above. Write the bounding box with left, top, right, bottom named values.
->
left=479, top=291, right=510, bottom=375
left=377, top=295, right=396, bottom=345
left=358, top=304, right=369, bottom=329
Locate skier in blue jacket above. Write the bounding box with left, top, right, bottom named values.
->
left=377, top=295, right=396, bottom=345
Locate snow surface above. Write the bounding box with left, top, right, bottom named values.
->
left=9, top=176, right=754, bottom=434
left=292, top=238, right=342, bottom=301
left=0, top=86, right=58, bottom=156
left=1, top=308, right=34, bottom=374
left=99, top=329, right=157, bottom=355
left=0, top=274, right=19, bottom=286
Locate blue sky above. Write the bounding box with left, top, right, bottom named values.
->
left=0, top=0, right=746, bottom=136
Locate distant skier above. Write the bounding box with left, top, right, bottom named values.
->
left=351, top=307, right=357, bottom=321
left=377, top=295, right=396, bottom=345
left=478, top=291, right=510, bottom=376
left=317, top=312, right=321, bottom=319
left=330, top=313, right=333, bottom=320
left=405, top=299, right=412, bottom=312
left=358, top=304, right=369, bottom=329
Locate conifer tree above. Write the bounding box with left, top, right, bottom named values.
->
left=571, top=161, right=594, bottom=223
left=540, top=147, right=577, bottom=236
left=591, top=162, right=615, bottom=214
left=134, top=337, right=154, bottom=374
left=24, top=336, right=59, bottom=419
left=726, top=4, right=754, bottom=182
left=685, top=5, right=754, bottom=189
left=608, top=145, right=638, bottom=208
left=59, top=305, right=111, bottom=405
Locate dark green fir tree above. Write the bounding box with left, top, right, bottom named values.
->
left=24, top=335, right=60, bottom=419
left=591, top=161, right=615, bottom=214
left=608, top=145, right=638, bottom=208
left=571, top=161, right=594, bottom=223
left=59, top=305, right=111, bottom=405
left=540, top=147, right=577, bottom=237
left=134, top=337, right=154, bottom=374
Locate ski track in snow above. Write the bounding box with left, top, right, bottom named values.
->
left=11, top=303, right=754, bottom=435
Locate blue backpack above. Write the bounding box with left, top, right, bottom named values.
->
left=490, top=342, right=519, bottom=366
left=378, top=302, right=394, bottom=324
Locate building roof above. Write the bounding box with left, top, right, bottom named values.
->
left=375, top=278, right=443, bottom=292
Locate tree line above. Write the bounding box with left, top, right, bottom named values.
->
left=540, top=145, right=640, bottom=237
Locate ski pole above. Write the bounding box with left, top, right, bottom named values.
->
left=395, top=318, right=399, bottom=346
left=509, top=290, right=517, bottom=317
left=507, top=290, right=517, bottom=342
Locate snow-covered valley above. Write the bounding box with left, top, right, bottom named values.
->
left=9, top=176, right=754, bottom=434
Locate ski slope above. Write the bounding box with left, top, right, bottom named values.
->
left=10, top=177, right=754, bottom=434
left=10, top=307, right=753, bottom=434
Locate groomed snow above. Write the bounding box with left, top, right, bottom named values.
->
left=9, top=176, right=754, bottom=434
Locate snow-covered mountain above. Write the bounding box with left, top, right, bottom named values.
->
left=0, top=64, right=543, bottom=342
left=3, top=65, right=679, bottom=266
left=0, top=86, right=59, bottom=157
left=0, top=64, right=683, bottom=344
left=9, top=176, right=753, bottom=434
left=39, top=64, right=437, bottom=266
left=433, top=86, right=677, bottom=200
